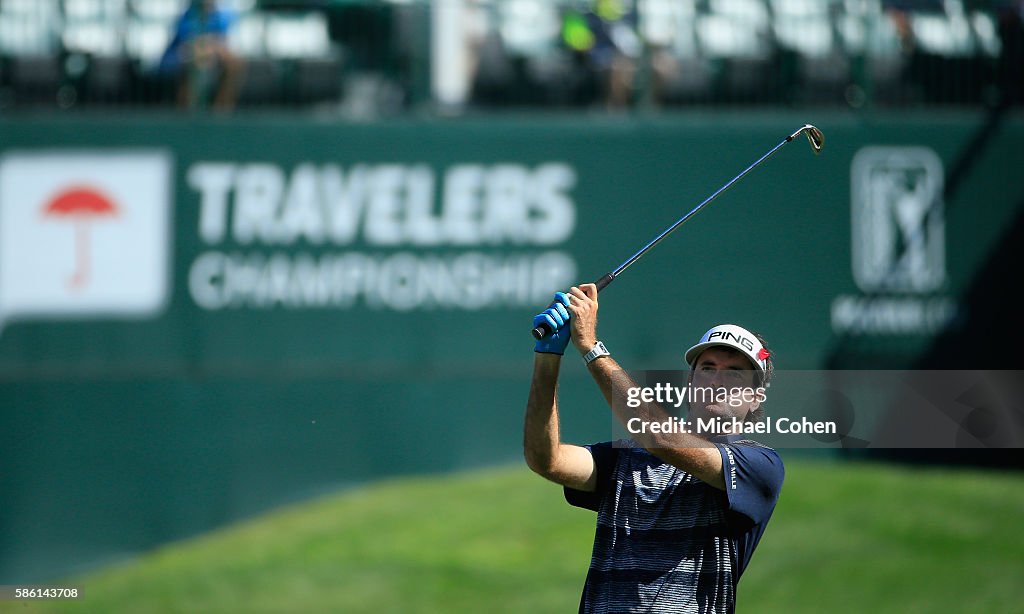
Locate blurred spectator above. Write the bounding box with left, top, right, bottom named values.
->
left=559, top=0, right=680, bottom=111
left=888, top=8, right=915, bottom=56
left=643, top=35, right=682, bottom=109
left=159, top=0, right=244, bottom=111
left=885, top=7, right=925, bottom=103
left=561, top=0, right=642, bottom=110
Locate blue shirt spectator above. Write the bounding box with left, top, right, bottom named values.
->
left=159, top=0, right=243, bottom=111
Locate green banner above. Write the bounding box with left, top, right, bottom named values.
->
left=1, top=113, right=1021, bottom=582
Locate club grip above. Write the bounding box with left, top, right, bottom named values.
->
left=531, top=272, right=617, bottom=340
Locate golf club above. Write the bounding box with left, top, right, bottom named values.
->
left=532, top=124, right=825, bottom=340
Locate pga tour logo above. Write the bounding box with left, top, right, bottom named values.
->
left=832, top=146, right=955, bottom=335
left=0, top=151, right=172, bottom=335
left=850, top=147, right=945, bottom=293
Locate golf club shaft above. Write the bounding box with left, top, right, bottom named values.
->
left=532, top=125, right=822, bottom=340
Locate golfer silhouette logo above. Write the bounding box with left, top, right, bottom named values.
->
left=0, top=151, right=173, bottom=337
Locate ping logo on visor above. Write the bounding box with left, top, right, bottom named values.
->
left=684, top=324, right=769, bottom=374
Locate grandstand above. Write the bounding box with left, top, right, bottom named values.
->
left=0, top=0, right=346, bottom=109
left=0, top=0, right=1017, bottom=113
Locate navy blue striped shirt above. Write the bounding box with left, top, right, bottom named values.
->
left=564, top=437, right=784, bottom=614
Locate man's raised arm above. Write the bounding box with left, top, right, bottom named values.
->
left=523, top=294, right=598, bottom=492
left=565, top=284, right=725, bottom=490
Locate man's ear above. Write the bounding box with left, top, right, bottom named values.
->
left=742, top=390, right=762, bottom=421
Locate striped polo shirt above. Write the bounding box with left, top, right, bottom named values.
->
left=564, top=437, right=784, bottom=614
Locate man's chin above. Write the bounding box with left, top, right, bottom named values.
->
left=694, top=403, right=730, bottom=418
left=691, top=403, right=748, bottom=426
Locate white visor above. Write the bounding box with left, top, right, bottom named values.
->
left=684, top=324, right=769, bottom=375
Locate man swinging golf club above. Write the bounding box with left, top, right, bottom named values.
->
left=524, top=284, right=784, bottom=614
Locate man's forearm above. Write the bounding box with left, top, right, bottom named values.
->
left=581, top=356, right=688, bottom=445
left=584, top=355, right=725, bottom=488
left=523, top=353, right=563, bottom=473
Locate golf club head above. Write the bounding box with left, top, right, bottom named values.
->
left=802, top=124, right=824, bottom=154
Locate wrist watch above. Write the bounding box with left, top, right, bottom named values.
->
left=583, top=341, right=610, bottom=365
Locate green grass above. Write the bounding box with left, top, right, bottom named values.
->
left=5, top=459, right=1024, bottom=613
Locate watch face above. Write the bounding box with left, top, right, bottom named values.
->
left=585, top=342, right=608, bottom=363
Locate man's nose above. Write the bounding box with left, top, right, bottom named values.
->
left=704, top=369, right=724, bottom=388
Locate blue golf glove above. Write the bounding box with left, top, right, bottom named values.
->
left=533, top=292, right=572, bottom=355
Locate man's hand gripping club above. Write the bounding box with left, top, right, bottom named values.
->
left=532, top=285, right=600, bottom=357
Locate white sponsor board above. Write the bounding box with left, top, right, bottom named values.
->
left=850, top=146, right=945, bottom=293
left=833, top=146, right=956, bottom=335
left=0, top=151, right=173, bottom=335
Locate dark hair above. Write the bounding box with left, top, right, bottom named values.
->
left=748, top=331, right=773, bottom=423
left=753, top=331, right=773, bottom=387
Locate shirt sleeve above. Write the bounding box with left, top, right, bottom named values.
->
left=174, top=13, right=191, bottom=40
left=563, top=441, right=618, bottom=512
left=716, top=443, right=785, bottom=525
left=210, top=10, right=234, bottom=37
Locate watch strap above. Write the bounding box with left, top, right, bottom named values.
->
left=583, top=341, right=610, bottom=365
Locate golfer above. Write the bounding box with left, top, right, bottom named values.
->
left=524, top=284, right=784, bottom=614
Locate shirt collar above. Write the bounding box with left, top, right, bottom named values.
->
left=709, top=433, right=745, bottom=444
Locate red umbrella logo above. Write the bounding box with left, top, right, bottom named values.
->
left=42, top=186, right=119, bottom=289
